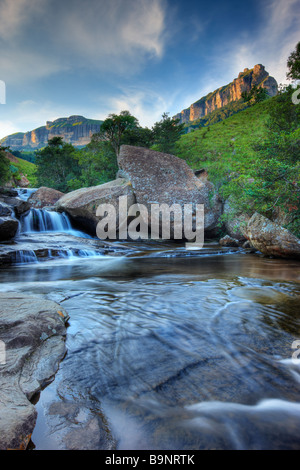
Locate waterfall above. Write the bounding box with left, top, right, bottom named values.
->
left=20, top=208, right=92, bottom=238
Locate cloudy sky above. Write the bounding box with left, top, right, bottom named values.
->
left=0, top=0, right=299, bottom=139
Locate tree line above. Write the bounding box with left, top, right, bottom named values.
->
left=34, top=112, right=184, bottom=193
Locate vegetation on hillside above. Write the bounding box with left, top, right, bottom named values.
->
left=0, top=146, right=11, bottom=185
left=175, top=41, right=300, bottom=237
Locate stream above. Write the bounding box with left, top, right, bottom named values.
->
left=0, top=189, right=300, bottom=450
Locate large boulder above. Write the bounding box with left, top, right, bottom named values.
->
left=118, top=145, right=222, bottom=237
left=28, top=187, right=64, bottom=208
left=0, top=293, right=69, bottom=450
left=56, top=178, right=136, bottom=234
left=247, top=212, right=300, bottom=259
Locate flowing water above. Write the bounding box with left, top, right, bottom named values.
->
left=1, top=190, right=300, bottom=450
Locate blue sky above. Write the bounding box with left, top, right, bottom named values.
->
left=0, top=0, right=299, bottom=139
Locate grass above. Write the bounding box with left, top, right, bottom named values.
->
left=11, top=156, right=37, bottom=186
left=175, top=97, right=273, bottom=189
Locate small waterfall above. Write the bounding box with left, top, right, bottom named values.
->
left=20, top=208, right=91, bottom=238
left=16, top=188, right=37, bottom=201
left=12, top=250, right=38, bottom=264
left=21, top=209, right=73, bottom=233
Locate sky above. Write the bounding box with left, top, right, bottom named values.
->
left=0, top=0, right=299, bottom=139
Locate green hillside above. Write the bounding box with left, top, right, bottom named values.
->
left=175, top=90, right=300, bottom=237
left=9, top=156, right=37, bottom=186
left=176, top=98, right=271, bottom=185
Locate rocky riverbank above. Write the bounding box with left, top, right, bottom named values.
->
left=0, top=293, right=69, bottom=450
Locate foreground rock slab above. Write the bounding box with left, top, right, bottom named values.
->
left=247, top=212, right=300, bottom=259
left=0, top=294, right=69, bottom=450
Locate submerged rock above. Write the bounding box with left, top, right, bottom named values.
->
left=0, top=293, right=69, bottom=450
left=247, top=212, right=300, bottom=259
left=28, top=187, right=64, bottom=208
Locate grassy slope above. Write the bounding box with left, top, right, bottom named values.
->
left=175, top=98, right=273, bottom=190
left=9, top=156, right=37, bottom=186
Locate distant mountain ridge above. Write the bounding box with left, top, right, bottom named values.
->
left=173, top=64, right=278, bottom=124
left=1, top=115, right=103, bottom=151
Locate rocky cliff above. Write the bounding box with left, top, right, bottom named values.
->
left=1, top=115, right=103, bottom=151
left=174, top=64, right=278, bottom=124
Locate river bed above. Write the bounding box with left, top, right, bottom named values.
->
left=0, top=243, right=300, bottom=450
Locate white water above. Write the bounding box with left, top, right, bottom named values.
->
left=20, top=208, right=92, bottom=239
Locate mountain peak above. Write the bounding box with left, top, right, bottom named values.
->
left=174, top=64, right=278, bottom=124
left=1, top=116, right=103, bottom=151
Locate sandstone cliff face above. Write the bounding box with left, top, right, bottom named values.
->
left=1, top=115, right=103, bottom=151
left=174, top=65, right=278, bottom=123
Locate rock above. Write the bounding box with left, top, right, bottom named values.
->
left=118, top=145, right=222, bottom=237
left=0, top=187, right=18, bottom=197
left=2, top=197, right=30, bottom=217
left=0, top=216, right=19, bottom=240
left=0, top=202, right=13, bottom=217
left=28, top=187, right=64, bottom=208
left=223, top=199, right=249, bottom=241
left=0, top=293, right=69, bottom=450
left=0, top=188, right=30, bottom=217
left=247, top=212, right=300, bottom=259
left=56, top=178, right=136, bottom=234
left=174, top=64, right=278, bottom=124
left=219, top=235, right=239, bottom=247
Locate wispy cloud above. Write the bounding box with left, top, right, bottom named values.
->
left=0, top=0, right=168, bottom=83
left=222, top=0, right=300, bottom=84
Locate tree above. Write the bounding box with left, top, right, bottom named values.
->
left=0, top=146, right=11, bottom=185
left=287, top=41, right=300, bottom=81
left=152, top=113, right=185, bottom=154
left=67, top=139, right=118, bottom=190
left=35, top=137, right=80, bottom=192
left=95, top=111, right=139, bottom=155
left=121, top=126, right=153, bottom=148
left=241, top=85, right=268, bottom=104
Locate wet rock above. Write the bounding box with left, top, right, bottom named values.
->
left=219, top=235, right=240, bottom=247
left=118, top=145, right=222, bottom=237
left=0, top=190, right=30, bottom=217
left=247, top=212, right=300, bottom=259
left=0, top=293, right=69, bottom=450
left=0, top=216, right=19, bottom=241
left=56, top=179, right=136, bottom=235
left=28, top=187, right=64, bottom=209
left=0, top=202, right=13, bottom=217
